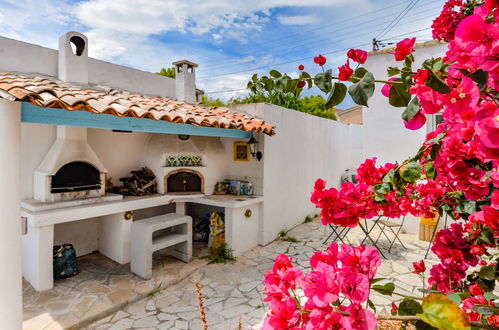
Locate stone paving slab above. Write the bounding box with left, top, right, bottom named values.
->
left=88, top=219, right=439, bottom=329
left=22, top=250, right=206, bottom=330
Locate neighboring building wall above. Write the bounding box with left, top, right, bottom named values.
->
left=0, top=36, right=176, bottom=98
left=337, top=106, right=363, bottom=125
left=230, top=104, right=364, bottom=244
left=362, top=41, right=447, bottom=233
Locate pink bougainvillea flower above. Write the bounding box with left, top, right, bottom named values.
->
left=347, top=48, right=368, bottom=64
left=404, top=110, right=427, bottom=130
left=392, top=38, right=416, bottom=61
left=342, top=303, right=377, bottom=330
left=314, top=54, right=327, bottom=66
left=468, top=282, right=485, bottom=296
left=340, top=272, right=370, bottom=303
left=412, top=260, right=426, bottom=274
left=381, top=78, right=398, bottom=97
left=298, top=64, right=305, bottom=70
left=338, top=60, right=354, bottom=81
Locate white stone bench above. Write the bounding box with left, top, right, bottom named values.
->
left=131, top=213, right=192, bottom=279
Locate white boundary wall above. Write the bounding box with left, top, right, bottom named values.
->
left=362, top=41, right=448, bottom=233
left=230, top=103, right=364, bottom=244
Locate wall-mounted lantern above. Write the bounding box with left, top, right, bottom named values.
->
left=248, top=135, right=262, bottom=161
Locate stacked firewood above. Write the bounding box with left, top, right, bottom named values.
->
left=110, top=167, right=157, bottom=196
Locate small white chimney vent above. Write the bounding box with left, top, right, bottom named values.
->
left=58, top=31, right=88, bottom=84
left=173, top=60, right=198, bottom=104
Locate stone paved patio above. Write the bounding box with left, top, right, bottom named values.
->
left=86, top=218, right=439, bottom=330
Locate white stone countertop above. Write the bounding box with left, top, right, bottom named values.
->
left=175, top=194, right=264, bottom=208
left=21, top=193, right=263, bottom=227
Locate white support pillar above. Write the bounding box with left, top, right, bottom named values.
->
left=0, top=99, right=22, bottom=328
left=98, top=213, right=132, bottom=264
left=21, top=224, right=54, bottom=291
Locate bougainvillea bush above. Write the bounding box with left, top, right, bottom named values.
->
left=259, top=0, right=498, bottom=329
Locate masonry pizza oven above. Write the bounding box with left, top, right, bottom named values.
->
left=34, top=126, right=107, bottom=203
left=165, top=169, right=204, bottom=195
left=51, top=161, right=101, bottom=193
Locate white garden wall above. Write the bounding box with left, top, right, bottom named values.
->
left=362, top=41, right=447, bottom=233
left=362, top=41, right=447, bottom=164
left=0, top=36, right=176, bottom=98
left=230, top=103, right=364, bottom=244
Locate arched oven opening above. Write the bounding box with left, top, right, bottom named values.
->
left=51, top=161, right=101, bottom=193
left=165, top=169, right=204, bottom=195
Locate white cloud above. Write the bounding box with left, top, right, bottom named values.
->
left=72, top=0, right=367, bottom=60
left=277, top=15, right=319, bottom=25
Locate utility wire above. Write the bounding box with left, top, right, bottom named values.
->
left=203, top=3, right=439, bottom=72
left=200, top=23, right=433, bottom=80
left=376, top=0, right=420, bottom=39
left=190, top=0, right=419, bottom=64
left=200, top=0, right=440, bottom=68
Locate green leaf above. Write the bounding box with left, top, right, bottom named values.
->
left=326, top=82, right=347, bottom=108
left=425, top=162, right=436, bottom=180
left=251, top=73, right=258, bottom=83
left=402, top=96, right=421, bottom=122
left=382, top=170, right=395, bottom=183
left=426, top=71, right=451, bottom=94
left=387, top=67, right=400, bottom=77
left=372, top=282, right=395, bottom=296
left=418, top=294, right=470, bottom=330
left=478, top=265, right=496, bottom=281
left=367, top=299, right=376, bottom=313
left=469, top=69, right=488, bottom=91
left=348, top=72, right=375, bottom=106
left=300, top=71, right=312, bottom=89
left=399, top=298, right=423, bottom=316
left=274, top=76, right=289, bottom=93
left=269, top=70, right=282, bottom=78
left=471, top=305, right=499, bottom=316
left=354, top=67, right=368, bottom=79
left=389, top=82, right=411, bottom=107
left=427, top=132, right=446, bottom=144
left=374, top=183, right=391, bottom=194
left=371, top=277, right=387, bottom=284
left=484, top=292, right=499, bottom=300
left=314, top=70, right=333, bottom=93
left=400, top=162, right=422, bottom=183
left=446, top=292, right=461, bottom=306
left=458, top=200, right=476, bottom=215
left=432, top=58, right=444, bottom=72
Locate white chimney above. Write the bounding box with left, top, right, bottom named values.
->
left=58, top=31, right=88, bottom=84
left=173, top=60, right=198, bottom=104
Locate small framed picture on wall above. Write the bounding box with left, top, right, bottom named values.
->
left=233, top=142, right=250, bottom=161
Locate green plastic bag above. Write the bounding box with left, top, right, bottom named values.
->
left=53, top=244, right=79, bottom=279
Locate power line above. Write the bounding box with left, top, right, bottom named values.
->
left=199, top=22, right=433, bottom=80
left=203, top=5, right=439, bottom=73
left=190, top=0, right=419, bottom=65
left=376, top=0, right=420, bottom=40
left=200, top=0, right=441, bottom=69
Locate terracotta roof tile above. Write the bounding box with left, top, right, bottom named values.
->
left=0, top=72, right=275, bottom=135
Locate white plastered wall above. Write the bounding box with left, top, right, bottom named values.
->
left=230, top=103, right=364, bottom=244
left=362, top=42, right=448, bottom=233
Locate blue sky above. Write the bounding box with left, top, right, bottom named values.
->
left=0, top=0, right=445, bottom=107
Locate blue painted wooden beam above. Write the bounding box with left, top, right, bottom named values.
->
left=21, top=103, right=252, bottom=138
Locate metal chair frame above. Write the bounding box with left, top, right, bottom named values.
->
left=323, top=224, right=352, bottom=245
left=374, top=216, right=407, bottom=253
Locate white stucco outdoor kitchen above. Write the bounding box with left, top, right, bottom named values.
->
left=0, top=31, right=367, bottom=329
